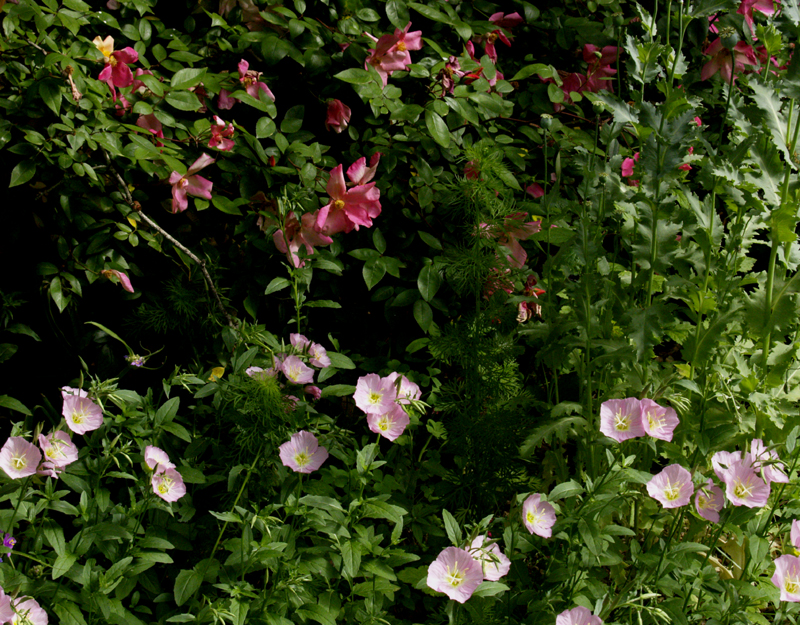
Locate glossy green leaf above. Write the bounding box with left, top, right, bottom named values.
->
left=425, top=110, right=450, bottom=148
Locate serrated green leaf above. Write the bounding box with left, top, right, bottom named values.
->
left=750, top=79, right=795, bottom=170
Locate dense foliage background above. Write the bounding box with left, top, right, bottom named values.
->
left=2, top=0, right=800, bottom=622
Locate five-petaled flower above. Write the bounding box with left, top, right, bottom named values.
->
left=314, top=155, right=382, bottom=236
left=219, top=59, right=275, bottom=109
left=365, top=22, right=423, bottom=86
left=169, top=154, right=215, bottom=213
left=640, top=399, right=680, bottom=442
left=366, top=404, right=410, bottom=441
left=37, top=431, right=79, bottom=478
left=701, top=39, right=758, bottom=83
left=93, top=35, right=138, bottom=100
left=279, top=431, right=329, bottom=473
left=469, top=534, right=511, bottom=581
left=426, top=547, right=484, bottom=603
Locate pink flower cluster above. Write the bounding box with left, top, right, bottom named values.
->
left=599, top=397, right=680, bottom=443
left=542, top=44, right=618, bottom=111
left=365, top=23, right=422, bottom=86
left=246, top=333, right=328, bottom=400
left=353, top=372, right=421, bottom=441
left=145, top=445, right=186, bottom=502
left=427, top=536, right=511, bottom=603
left=0, top=387, right=102, bottom=480
left=279, top=430, right=328, bottom=473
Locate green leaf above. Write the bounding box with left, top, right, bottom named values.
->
left=386, top=0, right=410, bottom=29
left=256, top=117, right=276, bottom=138
left=49, top=277, right=69, bottom=313
left=304, top=300, right=342, bottom=308
left=170, top=67, right=207, bottom=90
left=417, top=265, right=442, bottom=301
left=327, top=352, right=355, bottom=369
left=418, top=231, right=443, bottom=250
left=334, top=68, right=371, bottom=84
left=0, top=396, right=32, bottom=416
left=43, top=519, right=66, bottom=556
left=442, top=509, right=462, bottom=546
left=52, top=601, right=87, bottom=625
left=425, top=110, right=450, bottom=148
left=265, top=277, right=290, bottom=295
left=750, top=79, right=795, bottom=170
left=510, top=63, right=555, bottom=81
left=362, top=499, right=407, bottom=525
left=295, top=604, right=336, bottom=625
left=52, top=552, right=78, bottom=579
left=340, top=541, right=361, bottom=579
left=390, top=104, right=424, bottom=122
left=299, top=495, right=344, bottom=512
left=472, top=582, right=509, bottom=597
left=0, top=344, right=17, bottom=363
left=174, top=569, right=203, bottom=607
left=413, top=300, right=432, bottom=333
left=320, top=384, right=356, bottom=397
left=9, top=160, right=37, bottom=188
left=39, top=80, right=62, bottom=116
left=519, top=416, right=587, bottom=457
left=165, top=91, right=203, bottom=112
left=363, top=258, right=386, bottom=290
left=625, top=304, right=672, bottom=361
left=549, top=480, right=584, bottom=501
left=408, top=1, right=450, bottom=23
left=212, top=195, right=244, bottom=215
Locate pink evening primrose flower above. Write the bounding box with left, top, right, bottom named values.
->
left=640, top=399, right=680, bottom=442
left=354, top=373, right=396, bottom=415
left=724, top=459, right=770, bottom=507
left=62, top=395, right=104, bottom=435
left=711, top=450, right=744, bottom=483
left=773, top=554, right=800, bottom=602
left=750, top=438, right=789, bottom=485
left=385, top=372, right=421, bottom=404
left=646, top=464, right=694, bottom=508
left=61, top=386, right=87, bottom=399
left=169, top=154, right=215, bottom=213
left=151, top=467, right=187, bottom=502
left=309, top=342, right=331, bottom=368
left=314, top=155, right=382, bottom=236
left=93, top=35, right=138, bottom=100
left=0, top=437, right=42, bottom=479
left=701, top=39, right=758, bottom=82
left=209, top=116, right=235, bottom=151
left=38, top=431, right=78, bottom=470
left=144, top=445, right=176, bottom=471
left=325, top=99, right=352, bottom=134
left=599, top=397, right=645, bottom=443
left=426, top=547, right=484, bottom=603
left=522, top=493, right=557, bottom=538
left=9, top=596, right=48, bottom=625
left=290, top=333, right=311, bottom=351
left=792, top=519, right=800, bottom=550
left=278, top=430, right=329, bottom=473
left=0, top=588, right=12, bottom=624
left=695, top=478, right=725, bottom=523
left=556, top=606, right=604, bottom=625
left=281, top=355, right=315, bottom=385
left=367, top=404, right=410, bottom=441
left=469, top=534, right=511, bottom=581
left=102, top=269, right=134, bottom=293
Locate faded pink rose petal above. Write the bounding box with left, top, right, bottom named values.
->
left=209, top=115, right=235, bottom=151
left=169, top=154, right=215, bottom=213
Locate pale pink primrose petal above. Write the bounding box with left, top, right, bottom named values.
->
left=640, top=398, right=680, bottom=442
left=725, top=460, right=770, bottom=507
left=773, top=554, right=800, bottom=602
left=151, top=467, right=186, bottom=502
left=522, top=493, right=556, bottom=537
left=646, top=464, right=694, bottom=508
left=750, top=438, right=789, bottom=484
left=711, top=450, right=743, bottom=483
left=366, top=404, right=410, bottom=441
left=354, top=373, right=396, bottom=415
left=793, top=520, right=800, bottom=550
left=426, top=547, right=484, bottom=603
left=599, top=397, right=645, bottom=443
left=38, top=431, right=78, bottom=468
left=469, top=534, right=511, bottom=581
left=144, top=445, right=175, bottom=471
left=62, top=395, right=104, bottom=435
left=281, top=355, right=315, bottom=384
left=385, top=371, right=421, bottom=404
left=278, top=431, right=328, bottom=473
left=9, top=596, right=48, bottom=625
left=694, top=478, right=725, bottom=523
left=290, top=333, right=311, bottom=351
left=0, top=587, right=13, bottom=623
left=556, top=606, right=604, bottom=625
left=309, top=342, right=331, bottom=368
left=0, top=437, right=42, bottom=479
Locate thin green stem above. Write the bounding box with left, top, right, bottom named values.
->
left=682, top=511, right=729, bottom=611
left=5, top=475, right=32, bottom=537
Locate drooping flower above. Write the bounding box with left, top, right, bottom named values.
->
left=640, top=399, right=680, bottom=442
left=278, top=431, right=329, bottom=473
left=385, top=372, right=421, bottom=404
left=309, top=343, right=331, bottom=368
left=354, top=373, right=396, bottom=415
left=314, top=155, right=382, bottom=236
left=219, top=59, right=275, bottom=109
left=469, top=534, right=511, bottom=581
left=38, top=431, right=79, bottom=473
left=1, top=534, right=16, bottom=562
left=62, top=395, right=104, bottom=435
left=144, top=445, right=176, bottom=471
left=0, top=437, right=41, bottom=479
left=724, top=459, right=770, bottom=507
left=9, top=596, right=48, bottom=625
left=168, top=154, right=215, bottom=213
left=647, top=464, right=694, bottom=508
left=773, top=554, right=800, bottom=602
left=426, top=547, right=484, bottom=603
left=304, top=385, right=322, bottom=400
left=101, top=269, right=134, bottom=293
left=209, top=115, right=235, bottom=151
left=136, top=113, right=164, bottom=146
left=325, top=99, right=352, bottom=134
left=273, top=212, right=333, bottom=268
left=556, top=606, right=604, bottom=625
left=522, top=493, right=557, bottom=538
left=281, top=355, right=315, bottom=385
left=599, top=398, right=645, bottom=443
left=151, top=467, right=186, bottom=502
left=93, top=35, right=138, bottom=99
left=367, top=404, right=410, bottom=441
left=694, top=478, right=725, bottom=522
left=701, top=39, right=758, bottom=82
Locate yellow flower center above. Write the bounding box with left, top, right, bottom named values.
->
left=614, top=410, right=630, bottom=431
left=293, top=450, right=310, bottom=467
left=733, top=478, right=754, bottom=499
left=396, top=41, right=407, bottom=52
left=786, top=574, right=800, bottom=594
left=662, top=480, right=682, bottom=501
left=333, top=199, right=346, bottom=210
left=647, top=411, right=664, bottom=432
left=444, top=564, right=465, bottom=588
left=11, top=455, right=27, bottom=470
left=697, top=494, right=708, bottom=509
left=368, top=391, right=382, bottom=405
left=378, top=417, right=390, bottom=431
left=72, top=411, right=85, bottom=424
left=526, top=509, right=543, bottom=526
left=158, top=477, right=173, bottom=494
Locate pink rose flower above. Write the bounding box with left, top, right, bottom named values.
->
left=93, top=35, right=138, bottom=100
left=168, top=154, right=215, bottom=213
left=325, top=99, right=352, bottom=134
left=209, top=116, right=235, bottom=151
